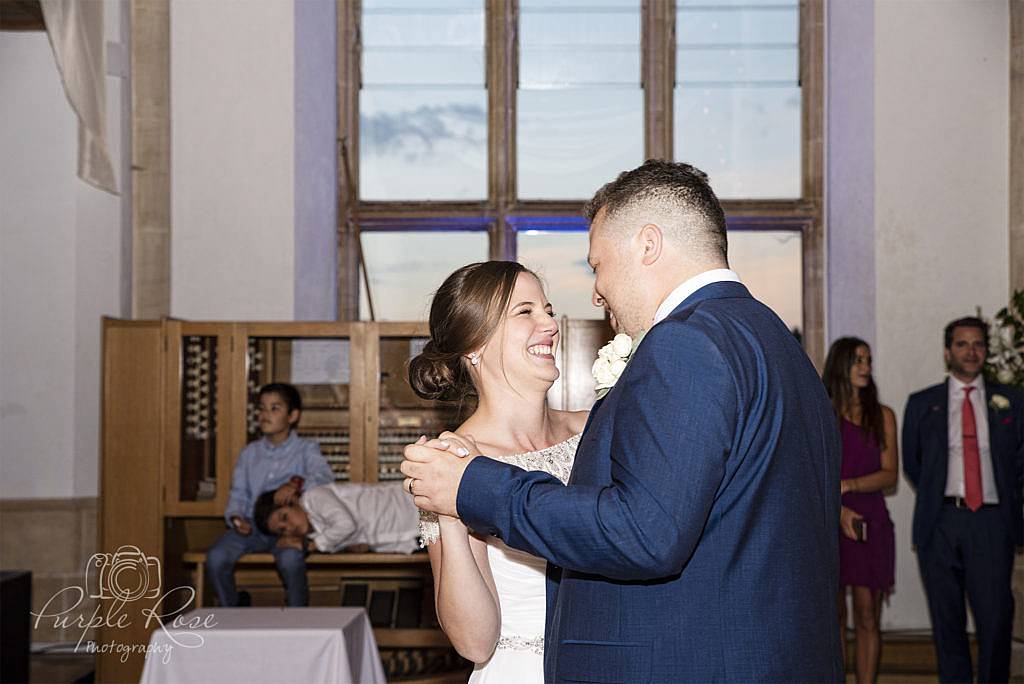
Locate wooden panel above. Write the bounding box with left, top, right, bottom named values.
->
left=362, top=323, right=382, bottom=482
left=0, top=0, right=44, bottom=31
left=227, top=324, right=248, bottom=514
left=242, top=321, right=353, bottom=337
left=374, top=629, right=451, bottom=648
left=561, top=319, right=615, bottom=412
left=377, top=322, right=429, bottom=338
left=162, top=320, right=184, bottom=513
left=349, top=324, right=369, bottom=482
left=97, top=319, right=165, bottom=684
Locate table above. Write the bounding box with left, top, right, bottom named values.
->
left=139, top=608, right=386, bottom=684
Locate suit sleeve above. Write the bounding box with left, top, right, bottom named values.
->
left=902, top=394, right=924, bottom=488
left=457, top=322, right=735, bottom=581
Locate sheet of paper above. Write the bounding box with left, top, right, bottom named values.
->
left=291, top=340, right=350, bottom=384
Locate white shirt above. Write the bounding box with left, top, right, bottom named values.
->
left=652, top=268, right=742, bottom=326
left=945, top=375, right=999, bottom=503
left=300, top=482, right=422, bottom=554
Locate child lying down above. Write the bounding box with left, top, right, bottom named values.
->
left=253, top=479, right=421, bottom=554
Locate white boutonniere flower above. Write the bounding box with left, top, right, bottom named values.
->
left=990, top=394, right=1010, bottom=411
left=592, top=332, right=644, bottom=399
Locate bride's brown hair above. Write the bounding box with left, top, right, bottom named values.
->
left=408, top=261, right=534, bottom=402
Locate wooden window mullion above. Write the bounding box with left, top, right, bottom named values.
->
left=643, top=0, right=675, bottom=161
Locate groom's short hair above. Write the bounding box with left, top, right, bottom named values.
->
left=582, top=159, right=727, bottom=261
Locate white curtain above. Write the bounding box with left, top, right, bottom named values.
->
left=41, top=0, right=118, bottom=195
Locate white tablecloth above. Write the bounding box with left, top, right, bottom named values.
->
left=139, top=608, right=385, bottom=684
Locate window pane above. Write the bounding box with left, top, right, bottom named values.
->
left=360, top=2, right=486, bottom=200
left=675, top=3, right=801, bottom=199
left=728, top=230, right=802, bottom=333
left=517, top=230, right=603, bottom=320
left=359, top=231, right=489, bottom=320
left=360, top=89, right=487, bottom=200
left=517, top=2, right=643, bottom=200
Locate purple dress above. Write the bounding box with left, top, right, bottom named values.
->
left=839, top=419, right=895, bottom=592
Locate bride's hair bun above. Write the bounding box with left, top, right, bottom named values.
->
left=408, top=340, right=463, bottom=401
left=406, top=261, right=536, bottom=402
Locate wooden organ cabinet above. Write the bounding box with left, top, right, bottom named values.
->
left=97, top=317, right=611, bottom=683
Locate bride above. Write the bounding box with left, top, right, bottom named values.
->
left=407, top=261, right=588, bottom=682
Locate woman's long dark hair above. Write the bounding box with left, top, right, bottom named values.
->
left=822, top=337, right=885, bottom=447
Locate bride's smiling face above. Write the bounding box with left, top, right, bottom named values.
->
left=476, top=273, right=560, bottom=394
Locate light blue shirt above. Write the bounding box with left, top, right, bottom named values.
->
left=224, top=431, right=335, bottom=525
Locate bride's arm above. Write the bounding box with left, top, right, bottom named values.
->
left=427, top=515, right=501, bottom=663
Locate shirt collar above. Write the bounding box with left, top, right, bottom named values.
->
left=262, top=430, right=297, bottom=451
left=653, top=269, right=741, bottom=326
left=948, top=374, right=985, bottom=395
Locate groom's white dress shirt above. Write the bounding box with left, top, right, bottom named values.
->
left=652, top=269, right=741, bottom=327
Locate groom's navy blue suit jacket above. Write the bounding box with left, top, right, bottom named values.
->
left=458, top=282, right=844, bottom=683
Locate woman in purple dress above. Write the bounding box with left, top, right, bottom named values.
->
left=823, top=337, right=897, bottom=684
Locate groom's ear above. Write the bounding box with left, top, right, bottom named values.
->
left=639, top=223, right=663, bottom=266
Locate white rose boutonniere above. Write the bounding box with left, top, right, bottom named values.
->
left=989, top=394, right=1010, bottom=411
left=592, top=332, right=644, bottom=399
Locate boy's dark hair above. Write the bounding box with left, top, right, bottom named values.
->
left=259, top=383, right=302, bottom=425
left=252, top=490, right=278, bottom=536
left=943, top=317, right=988, bottom=348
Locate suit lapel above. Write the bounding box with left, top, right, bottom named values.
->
left=581, top=397, right=605, bottom=436
left=984, top=382, right=997, bottom=444
left=984, top=382, right=1009, bottom=496
left=938, top=379, right=949, bottom=458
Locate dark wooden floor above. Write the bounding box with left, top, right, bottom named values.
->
left=27, top=636, right=1023, bottom=684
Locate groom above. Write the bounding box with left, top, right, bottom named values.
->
left=402, top=160, right=843, bottom=682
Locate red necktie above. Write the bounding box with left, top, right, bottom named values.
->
left=962, top=386, right=982, bottom=511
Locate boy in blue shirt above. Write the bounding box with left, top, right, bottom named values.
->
left=206, top=383, right=335, bottom=606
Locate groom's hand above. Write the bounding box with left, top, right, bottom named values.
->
left=401, top=436, right=478, bottom=517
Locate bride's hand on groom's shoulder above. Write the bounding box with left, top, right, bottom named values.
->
left=437, top=431, right=479, bottom=459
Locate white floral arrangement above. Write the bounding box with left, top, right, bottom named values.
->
left=984, top=289, right=1024, bottom=389
left=592, top=332, right=644, bottom=399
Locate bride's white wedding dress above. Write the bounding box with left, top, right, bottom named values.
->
left=420, top=433, right=580, bottom=683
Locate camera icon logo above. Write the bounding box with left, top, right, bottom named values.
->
left=86, top=545, right=162, bottom=601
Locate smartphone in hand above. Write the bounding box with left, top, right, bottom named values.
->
left=853, top=518, right=867, bottom=543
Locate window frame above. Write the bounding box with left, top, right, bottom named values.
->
left=338, top=0, right=825, bottom=365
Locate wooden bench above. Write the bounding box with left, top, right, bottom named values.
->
left=182, top=549, right=449, bottom=649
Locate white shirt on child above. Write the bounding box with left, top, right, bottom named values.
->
left=301, top=482, right=421, bottom=554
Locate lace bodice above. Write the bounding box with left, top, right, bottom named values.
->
left=419, top=433, right=581, bottom=546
